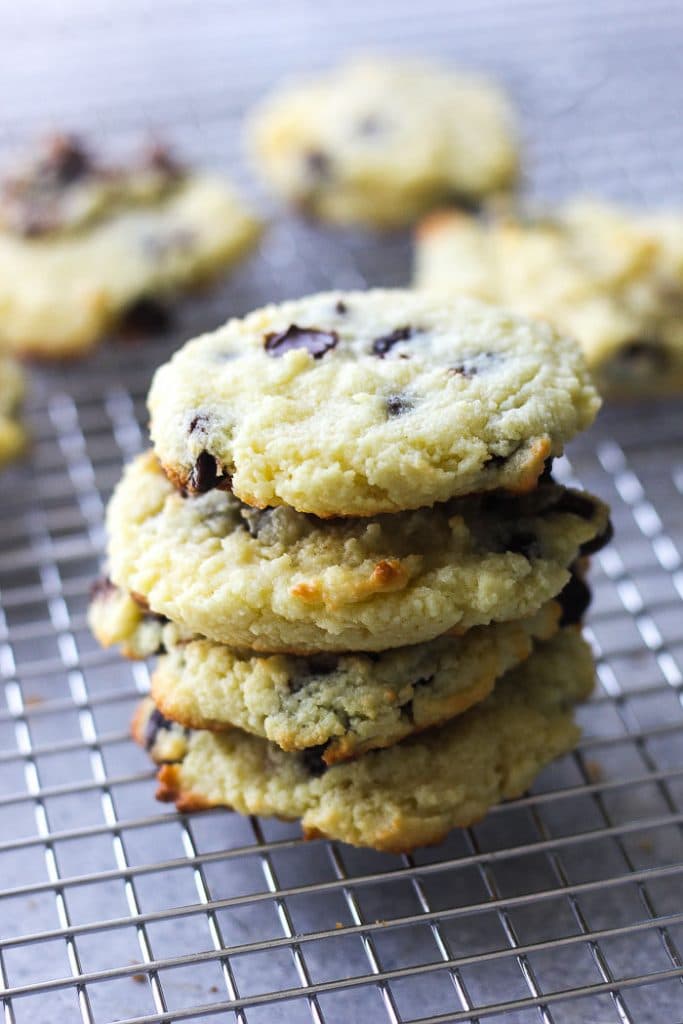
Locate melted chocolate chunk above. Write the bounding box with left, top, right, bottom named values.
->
left=335, top=300, right=348, bottom=314
left=189, top=450, right=223, bottom=492
left=143, top=707, right=175, bottom=751
left=289, top=654, right=340, bottom=693
left=300, top=744, right=329, bottom=776
left=40, top=134, right=92, bottom=186
left=118, top=296, right=171, bottom=336
left=305, top=150, right=332, bottom=179
left=413, top=674, right=435, bottom=689
left=372, top=326, right=415, bottom=357
left=580, top=518, right=614, bottom=556
left=306, top=654, right=340, bottom=676
left=506, top=531, right=539, bottom=559
left=551, top=491, right=596, bottom=521
left=90, top=576, right=116, bottom=601
left=264, top=324, right=338, bottom=359
left=539, top=457, right=555, bottom=483
left=386, top=393, right=413, bottom=417
left=558, top=573, right=592, bottom=626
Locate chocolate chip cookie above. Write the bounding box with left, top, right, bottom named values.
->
left=133, top=629, right=594, bottom=851
left=106, top=450, right=610, bottom=653
left=91, top=577, right=563, bottom=762
left=148, top=289, right=600, bottom=516
left=0, top=136, right=262, bottom=358
left=248, top=56, right=518, bottom=227
left=415, top=200, right=683, bottom=398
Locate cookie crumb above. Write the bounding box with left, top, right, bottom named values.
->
left=585, top=759, right=604, bottom=783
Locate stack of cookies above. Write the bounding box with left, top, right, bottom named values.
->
left=90, top=289, right=611, bottom=852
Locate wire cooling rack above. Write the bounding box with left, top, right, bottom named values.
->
left=1, top=1, right=683, bottom=1021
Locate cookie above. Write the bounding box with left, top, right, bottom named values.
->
left=91, top=575, right=563, bottom=761
left=106, top=450, right=610, bottom=653
left=0, top=355, right=26, bottom=467
left=0, top=136, right=262, bottom=358
left=87, top=578, right=176, bottom=659
left=133, top=629, right=594, bottom=851
left=247, top=56, right=518, bottom=227
left=415, top=200, right=683, bottom=397
left=148, top=289, right=600, bottom=516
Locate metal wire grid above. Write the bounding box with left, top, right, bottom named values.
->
left=1, top=1, right=683, bottom=1021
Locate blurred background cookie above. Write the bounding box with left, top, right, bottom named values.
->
left=248, top=56, right=518, bottom=227
left=415, top=199, right=683, bottom=397
left=0, top=135, right=262, bottom=358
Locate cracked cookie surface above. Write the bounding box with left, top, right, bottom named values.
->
left=148, top=289, right=600, bottom=516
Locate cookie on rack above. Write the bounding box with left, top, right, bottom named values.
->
left=0, top=355, right=27, bottom=468
left=414, top=200, right=683, bottom=397
left=0, top=135, right=262, bottom=358
left=133, top=630, right=594, bottom=851
left=148, top=289, right=601, bottom=516
left=105, top=450, right=610, bottom=653
left=247, top=56, right=518, bottom=227
left=91, top=577, right=566, bottom=762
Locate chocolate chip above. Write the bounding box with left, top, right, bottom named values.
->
left=189, top=451, right=220, bottom=492
left=264, top=324, right=338, bottom=359
left=449, top=351, right=497, bottom=377
left=189, top=412, right=210, bottom=434
left=118, top=296, right=171, bottom=336
left=143, top=707, right=174, bottom=751
left=552, top=491, right=596, bottom=521
left=241, top=507, right=270, bottom=539
left=300, top=744, right=329, bottom=776
left=90, top=576, right=116, bottom=601
left=335, top=300, right=348, bottom=314
left=386, top=393, right=412, bottom=417
left=558, top=573, right=592, bottom=626
left=305, top=150, right=331, bottom=179
left=306, top=654, right=340, bottom=675
left=539, top=457, right=555, bottom=483
left=506, top=532, right=539, bottom=559
left=372, top=326, right=415, bottom=357
left=41, top=134, right=92, bottom=186
left=580, top=518, right=614, bottom=556
left=413, top=674, right=435, bottom=689
left=616, top=339, right=669, bottom=375
left=289, top=654, right=340, bottom=693
left=143, top=142, right=183, bottom=178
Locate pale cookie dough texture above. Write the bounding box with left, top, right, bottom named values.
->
left=415, top=199, right=683, bottom=397
left=0, top=135, right=261, bottom=358
left=133, top=630, right=595, bottom=852
left=106, top=450, right=610, bottom=654
left=89, top=579, right=562, bottom=762
left=148, top=289, right=601, bottom=516
left=0, top=355, right=26, bottom=467
left=247, top=56, right=518, bottom=227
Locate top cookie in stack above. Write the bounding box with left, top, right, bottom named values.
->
left=148, top=289, right=599, bottom=516
left=91, top=288, right=611, bottom=851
